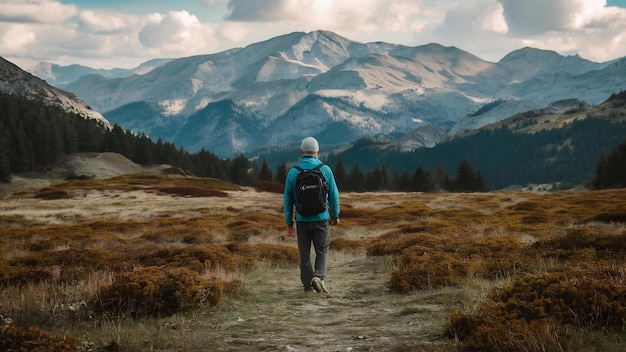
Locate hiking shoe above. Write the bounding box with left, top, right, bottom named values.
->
left=311, top=277, right=329, bottom=293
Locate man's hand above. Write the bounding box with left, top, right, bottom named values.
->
left=286, top=225, right=295, bottom=238
left=330, top=218, right=339, bottom=226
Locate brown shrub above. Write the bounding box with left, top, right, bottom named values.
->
left=520, top=214, right=549, bottom=224
left=252, top=243, right=299, bottom=264
left=331, top=237, right=366, bottom=251
left=385, top=234, right=534, bottom=292
left=367, top=230, right=443, bottom=256
left=458, top=236, right=533, bottom=279
left=151, top=186, right=228, bottom=197
left=390, top=249, right=471, bottom=292
left=0, top=260, right=53, bottom=286
left=13, top=248, right=125, bottom=272
left=449, top=268, right=626, bottom=351
left=0, top=324, right=78, bottom=352
left=251, top=181, right=284, bottom=194
left=95, top=266, right=228, bottom=317
left=448, top=311, right=565, bottom=352
left=338, top=204, right=377, bottom=222
left=226, top=220, right=263, bottom=241
left=509, top=201, right=541, bottom=212
left=134, top=245, right=237, bottom=272
left=587, top=212, right=626, bottom=223
left=40, top=173, right=244, bottom=193
left=226, top=242, right=299, bottom=266
left=532, top=229, right=626, bottom=261
left=34, top=188, right=71, bottom=200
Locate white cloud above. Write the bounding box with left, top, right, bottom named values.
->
left=0, top=0, right=77, bottom=23
left=0, top=23, right=37, bottom=53
left=138, top=11, right=218, bottom=55
left=498, top=0, right=606, bottom=35
left=497, top=0, right=626, bottom=62
left=3, top=0, right=626, bottom=71
left=78, top=10, right=133, bottom=34
left=430, top=1, right=517, bottom=60
left=226, top=0, right=422, bottom=35
left=479, top=4, right=508, bottom=34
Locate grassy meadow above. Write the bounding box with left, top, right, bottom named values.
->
left=1, top=173, right=626, bottom=351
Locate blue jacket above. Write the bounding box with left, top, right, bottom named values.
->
left=284, top=155, right=340, bottom=225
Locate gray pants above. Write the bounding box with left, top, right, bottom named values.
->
left=296, top=220, right=330, bottom=290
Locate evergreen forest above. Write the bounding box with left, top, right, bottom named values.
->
left=327, top=117, right=626, bottom=190
left=1, top=92, right=625, bottom=192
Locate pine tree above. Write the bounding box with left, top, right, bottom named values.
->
left=258, top=159, right=273, bottom=181
left=365, top=168, right=383, bottom=191
left=276, top=162, right=288, bottom=184
left=0, top=130, right=11, bottom=182
left=380, top=164, right=389, bottom=190
left=604, top=140, right=626, bottom=188
left=332, top=155, right=347, bottom=191
left=230, top=153, right=250, bottom=185
left=412, top=166, right=429, bottom=192
left=473, top=169, right=488, bottom=192
left=346, top=164, right=365, bottom=192
left=453, top=159, right=475, bottom=192
left=394, top=171, right=412, bottom=191
left=430, top=164, right=450, bottom=191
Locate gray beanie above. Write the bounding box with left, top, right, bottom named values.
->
left=300, top=137, right=319, bottom=152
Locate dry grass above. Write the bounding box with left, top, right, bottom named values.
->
left=1, top=175, right=626, bottom=351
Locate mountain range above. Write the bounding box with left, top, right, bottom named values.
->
left=21, top=30, right=626, bottom=158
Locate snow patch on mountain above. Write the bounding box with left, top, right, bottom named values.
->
left=450, top=99, right=545, bottom=134
left=386, top=124, right=449, bottom=152
left=159, top=99, right=188, bottom=116
left=28, top=30, right=626, bottom=157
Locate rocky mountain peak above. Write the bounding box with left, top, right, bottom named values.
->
left=0, top=57, right=111, bottom=128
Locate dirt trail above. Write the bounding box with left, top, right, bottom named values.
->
left=173, top=249, right=455, bottom=352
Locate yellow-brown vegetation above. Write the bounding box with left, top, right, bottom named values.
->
left=1, top=325, right=78, bottom=352
left=95, top=266, right=233, bottom=317
left=1, top=174, right=626, bottom=351
left=251, top=180, right=284, bottom=194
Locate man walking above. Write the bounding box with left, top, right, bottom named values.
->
left=284, top=137, right=340, bottom=293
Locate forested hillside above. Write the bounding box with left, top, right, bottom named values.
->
left=0, top=93, right=234, bottom=183
left=333, top=117, right=626, bottom=190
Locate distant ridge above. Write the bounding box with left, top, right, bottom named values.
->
left=26, top=30, right=626, bottom=157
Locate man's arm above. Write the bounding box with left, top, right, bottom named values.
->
left=283, top=168, right=296, bottom=236
left=324, top=166, right=340, bottom=222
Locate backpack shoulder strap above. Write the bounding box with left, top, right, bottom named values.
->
left=295, top=164, right=323, bottom=172
left=313, top=163, right=328, bottom=187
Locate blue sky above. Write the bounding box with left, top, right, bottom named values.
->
left=608, top=0, right=626, bottom=6
left=3, top=0, right=626, bottom=70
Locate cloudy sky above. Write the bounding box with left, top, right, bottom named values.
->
left=2, top=0, right=626, bottom=71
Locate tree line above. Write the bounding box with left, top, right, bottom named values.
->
left=256, top=156, right=487, bottom=193
left=2, top=91, right=623, bottom=193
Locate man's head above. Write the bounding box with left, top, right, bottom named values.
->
left=300, top=136, right=319, bottom=155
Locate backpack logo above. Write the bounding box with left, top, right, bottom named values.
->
left=294, top=164, right=328, bottom=216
